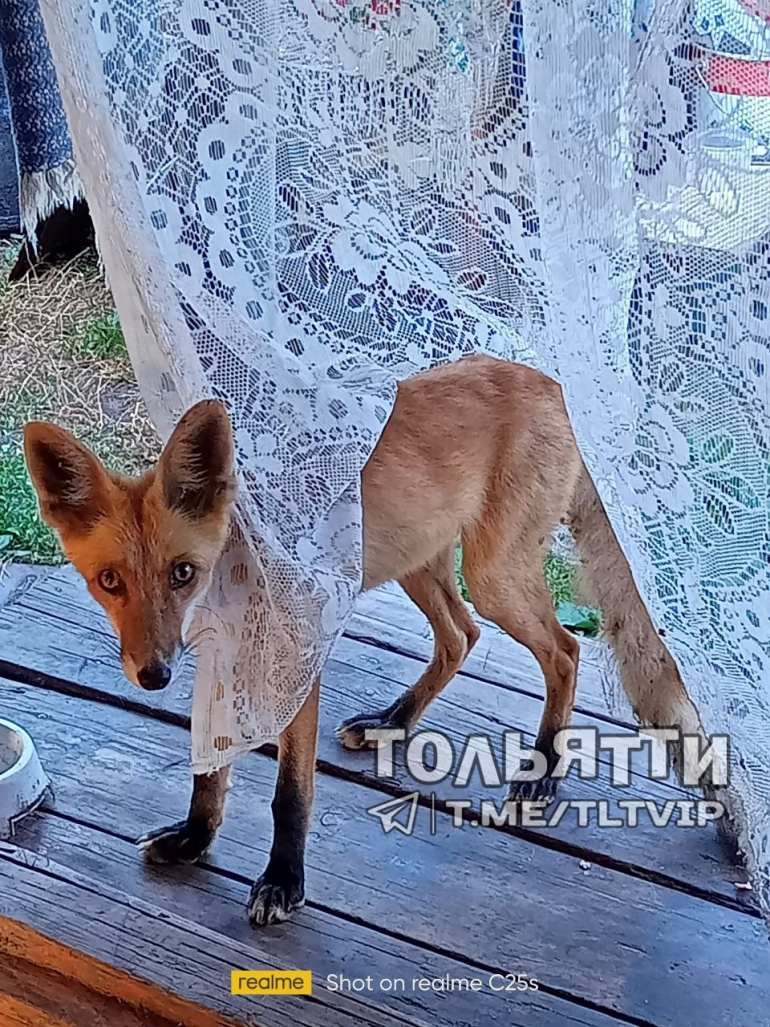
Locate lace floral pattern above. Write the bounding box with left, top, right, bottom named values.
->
left=44, top=0, right=770, bottom=912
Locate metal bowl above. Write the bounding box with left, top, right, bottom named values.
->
left=0, top=717, right=49, bottom=838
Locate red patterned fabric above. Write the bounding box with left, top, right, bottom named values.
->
left=706, top=54, right=770, bottom=95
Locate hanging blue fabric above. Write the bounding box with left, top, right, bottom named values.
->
left=0, top=0, right=83, bottom=239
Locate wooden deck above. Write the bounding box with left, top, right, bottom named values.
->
left=0, top=565, right=767, bottom=1026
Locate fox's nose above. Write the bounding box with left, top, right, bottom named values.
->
left=137, top=662, right=172, bottom=691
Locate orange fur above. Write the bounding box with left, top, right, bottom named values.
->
left=24, top=400, right=235, bottom=687
left=24, top=354, right=702, bottom=757
left=24, top=355, right=706, bottom=923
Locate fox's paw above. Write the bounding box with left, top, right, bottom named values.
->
left=507, top=735, right=562, bottom=809
left=138, top=819, right=214, bottom=864
left=248, top=864, right=305, bottom=927
left=336, top=707, right=408, bottom=750
left=506, top=773, right=560, bottom=808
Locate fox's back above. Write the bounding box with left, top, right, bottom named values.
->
left=361, top=355, right=580, bottom=589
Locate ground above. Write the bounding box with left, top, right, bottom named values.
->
left=0, top=238, right=157, bottom=562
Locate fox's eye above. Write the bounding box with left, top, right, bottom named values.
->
left=98, top=569, right=122, bottom=593
left=170, top=561, right=196, bottom=590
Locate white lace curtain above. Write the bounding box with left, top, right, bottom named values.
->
left=39, top=0, right=769, bottom=916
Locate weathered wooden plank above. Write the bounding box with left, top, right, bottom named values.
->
left=319, top=654, right=748, bottom=902
left=0, top=566, right=194, bottom=716
left=3, top=994, right=75, bottom=1027
left=2, top=995, right=66, bottom=1027
left=11, top=814, right=623, bottom=1027
left=331, top=635, right=678, bottom=778
left=0, top=565, right=641, bottom=743
left=0, top=565, right=666, bottom=772
left=0, top=564, right=49, bottom=609
left=0, top=845, right=410, bottom=1027
left=4, top=679, right=768, bottom=1027
left=0, top=568, right=750, bottom=904
left=0, top=566, right=668, bottom=764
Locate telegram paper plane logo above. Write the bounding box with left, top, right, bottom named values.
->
left=367, top=792, right=420, bottom=836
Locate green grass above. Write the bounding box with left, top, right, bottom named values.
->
left=455, top=546, right=601, bottom=637
left=455, top=547, right=576, bottom=606
left=66, top=310, right=127, bottom=361
left=1, top=238, right=602, bottom=631
left=0, top=242, right=158, bottom=567
left=0, top=240, right=21, bottom=294
left=544, top=552, right=576, bottom=608
left=0, top=451, right=64, bottom=564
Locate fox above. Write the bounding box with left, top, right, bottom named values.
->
left=23, top=354, right=707, bottom=926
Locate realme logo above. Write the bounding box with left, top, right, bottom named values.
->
left=231, top=970, right=312, bottom=995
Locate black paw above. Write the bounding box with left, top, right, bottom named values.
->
left=507, top=736, right=561, bottom=808
left=138, top=819, right=214, bottom=864
left=248, top=865, right=305, bottom=926
left=336, top=706, right=407, bottom=750
left=507, top=773, right=560, bottom=807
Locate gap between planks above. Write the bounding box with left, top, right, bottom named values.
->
left=0, top=657, right=753, bottom=916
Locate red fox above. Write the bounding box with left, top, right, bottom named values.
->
left=24, top=355, right=703, bottom=925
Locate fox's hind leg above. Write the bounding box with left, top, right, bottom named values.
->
left=140, top=765, right=232, bottom=864
left=462, top=528, right=581, bottom=806
left=337, top=547, right=479, bottom=750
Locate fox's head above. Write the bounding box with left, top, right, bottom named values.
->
left=24, top=401, right=237, bottom=691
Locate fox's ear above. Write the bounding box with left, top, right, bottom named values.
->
left=23, top=423, right=112, bottom=535
left=159, top=400, right=236, bottom=520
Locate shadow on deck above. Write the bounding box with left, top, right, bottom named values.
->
left=0, top=566, right=766, bottom=1026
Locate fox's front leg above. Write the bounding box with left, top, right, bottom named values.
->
left=139, top=766, right=231, bottom=864
left=248, top=678, right=320, bottom=927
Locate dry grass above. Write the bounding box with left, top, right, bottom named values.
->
left=0, top=239, right=158, bottom=561
left=0, top=241, right=156, bottom=466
